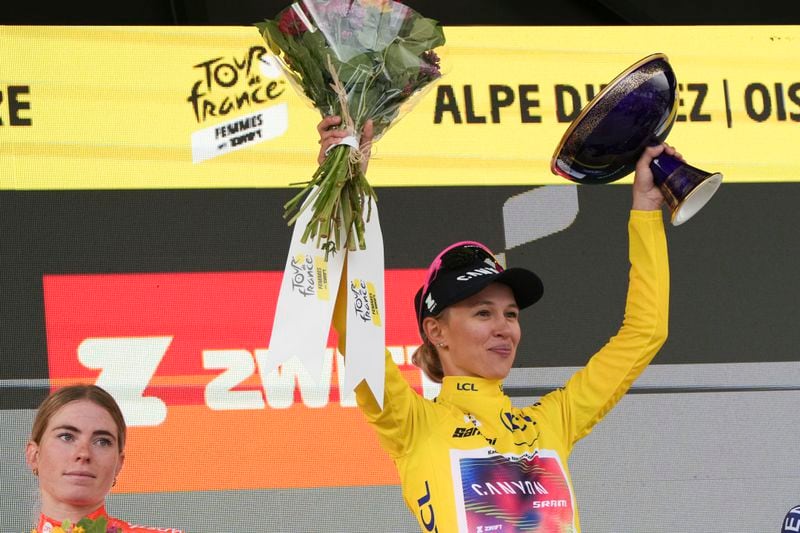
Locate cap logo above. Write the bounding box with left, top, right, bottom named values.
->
left=456, top=266, right=498, bottom=282
left=425, top=293, right=437, bottom=312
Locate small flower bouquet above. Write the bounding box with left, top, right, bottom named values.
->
left=257, top=0, right=445, bottom=253
left=32, top=516, right=120, bottom=533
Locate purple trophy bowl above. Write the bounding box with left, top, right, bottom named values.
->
left=551, top=53, right=722, bottom=225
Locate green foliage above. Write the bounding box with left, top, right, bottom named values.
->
left=258, top=1, right=445, bottom=252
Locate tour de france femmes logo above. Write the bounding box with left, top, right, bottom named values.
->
left=290, top=253, right=329, bottom=300
left=187, top=45, right=289, bottom=163
left=350, top=279, right=382, bottom=326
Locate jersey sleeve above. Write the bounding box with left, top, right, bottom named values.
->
left=539, top=210, right=670, bottom=448
left=332, top=277, right=425, bottom=459
left=354, top=352, right=425, bottom=458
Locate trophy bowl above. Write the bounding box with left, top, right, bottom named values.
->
left=551, top=53, right=678, bottom=184
left=551, top=53, right=722, bottom=225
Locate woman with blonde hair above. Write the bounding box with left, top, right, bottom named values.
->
left=320, top=115, right=675, bottom=532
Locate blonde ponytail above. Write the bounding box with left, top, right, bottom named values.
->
left=411, top=339, right=444, bottom=384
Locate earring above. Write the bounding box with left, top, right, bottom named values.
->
left=33, top=468, right=38, bottom=477
left=113, top=477, right=117, bottom=487
left=437, top=342, right=447, bottom=348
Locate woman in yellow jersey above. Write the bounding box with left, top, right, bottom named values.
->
left=26, top=385, right=183, bottom=533
left=320, top=116, right=674, bottom=533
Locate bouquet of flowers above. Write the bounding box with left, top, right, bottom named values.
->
left=32, top=516, right=120, bottom=533
left=257, top=0, right=445, bottom=253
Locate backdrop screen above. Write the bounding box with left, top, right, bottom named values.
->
left=2, top=25, right=799, bottom=532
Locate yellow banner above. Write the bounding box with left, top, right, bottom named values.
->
left=1, top=25, right=799, bottom=190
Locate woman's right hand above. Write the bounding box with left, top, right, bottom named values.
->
left=317, top=116, right=374, bottom=172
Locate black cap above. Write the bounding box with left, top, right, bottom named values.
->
left=414, top=241, right=543, bottom=334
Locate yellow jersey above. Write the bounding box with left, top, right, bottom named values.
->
left=346, top=210, right=669, bottom=532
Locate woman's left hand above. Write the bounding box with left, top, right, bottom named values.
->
left=632, top=143, right=683, bottom=211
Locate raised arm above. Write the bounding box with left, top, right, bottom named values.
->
left=322, top=115, right=424, bottom=458
left=540, top=144, right=675, bottom=447
left=330, top=272, right=426, bottom=459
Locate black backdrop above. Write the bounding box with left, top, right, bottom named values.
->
left=3, top=0, right=800, bottom=25
left=4, top=181, right=799, bottom=409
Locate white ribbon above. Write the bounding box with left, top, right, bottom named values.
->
left=324, top=135, right=360, bottom=156
left=343, top=207, right=386, bottom=408
left=263, top=188, right=346, bottom=383
left=266, top=190, right=386, bottom=408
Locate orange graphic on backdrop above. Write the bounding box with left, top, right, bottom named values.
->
left=42, top=270, right=426, bottom=493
